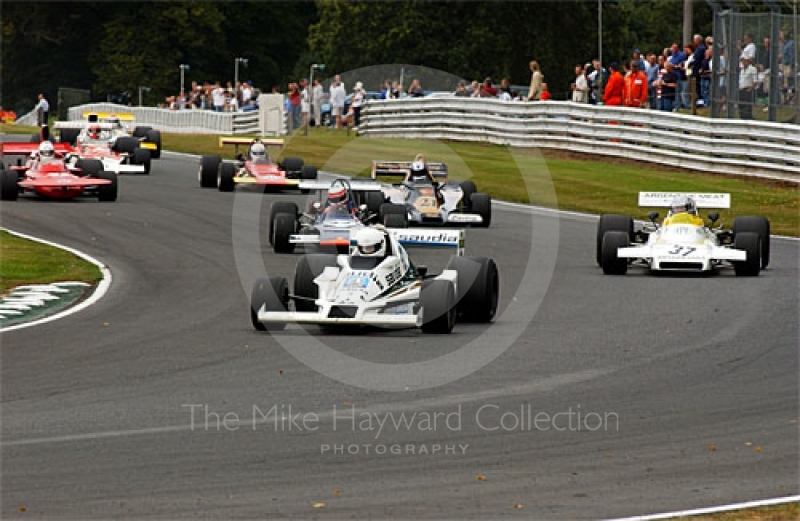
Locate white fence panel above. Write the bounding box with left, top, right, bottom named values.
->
left=358, top=99, right=800, bottom=182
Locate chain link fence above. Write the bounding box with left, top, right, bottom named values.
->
left=710, top=9, right=799, bottom=124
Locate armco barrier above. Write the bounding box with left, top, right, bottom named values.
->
left=357, top=98, right=800, bottom=182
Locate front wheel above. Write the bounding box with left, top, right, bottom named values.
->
left=733, top=231, right=761, bottom=277
left=272, top=213, right=297, bottom=253
left=199, top=155, right=221, bottom=188
left=132, top=148, right=151, bottom=175
left=421, top=279, right=456, bottom=334
left=445, top=256, right=499, bottom=323
left=251, top=277, right=289, bottom=331
left=218, top=162, right=236, bottom=192
left=96, top=171, right=118, bottom=202
left=600, top=231, right=629, bottom=275
left=733, top=216, right=770, bottom=269
left=469, top=193, right=491, bottom=227
left=0, top=170, right=19, bottom=201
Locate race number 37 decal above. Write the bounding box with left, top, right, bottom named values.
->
left=668, top=245, right=697, bottom=256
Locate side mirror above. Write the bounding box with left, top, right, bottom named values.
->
left=708, top=212, right=719, bottom=224
left=417, top=265, right=428, bottom=278
left=648, top=211, right=659, bottom=222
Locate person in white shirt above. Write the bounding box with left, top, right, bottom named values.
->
left=740, top=33, right=757, bottom=62
left=571, top=64, right=589, bottom=103
left=34, top=93, right=50, bottom=126
left=738, top=56, right=757, bottom=119
left=329, top=76, right=346, bottom=128
left=241, top=82, right=253, bottom=109
left=351, top=81, right=365, bottom=126
left=300, top=78, right=310, bottom=127
left=212, top=84, right=226, bottom=112
left=311, top=78, right=323, bottom=126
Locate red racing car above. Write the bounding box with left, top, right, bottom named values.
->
left=198, top=137, right=318, bottom=193
left=0, top=141, right=117, bottom=202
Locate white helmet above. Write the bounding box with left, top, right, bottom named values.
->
left=354, top=227, right=387, bottom=257
left=250, top=142, right=266, bottom=158
left=106, top=114, right=121, bottom=127
left=38, top=141, right=55, bottom=158
left=669, top=195, right=697, bottom=216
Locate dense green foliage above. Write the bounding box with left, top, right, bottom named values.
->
left=10, top=0, right=796, bottom=113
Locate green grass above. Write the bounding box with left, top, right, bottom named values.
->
left=0, top=231, right=102, bottom=294
left=675, top=501, right=798, bottom=520
left=165, top=127, right=799, bottom=236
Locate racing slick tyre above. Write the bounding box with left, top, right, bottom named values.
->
left=112, top=136, right=139, bottom=154
left=301, top=165, right=318, bottom=180
left=132, top=126, right=152, bottom=138
left=96, top=171, right=118, bottom=202
left=379, top=203, right=406, bottom=223
left=132, top=148, right=151, bottom=175
left=459, top=181, right=477, bottom=207
left=268, top=202, right=299, bottom=245
left=596, top=214, right=633, bottom=266
left=218, top=162, right=236, bottom=192
left=272, top=213, right=297, bottom=254
left=199, top=155, right=221, bottom=188
left=445, top=256, right=499, bottom=323
left=0, top=170, right=19, bottom=201
left=364, top=191, right=385, bottom=216
left=250, top=276, right=289, bottom=331
left=145, top=129, right=162, bottom=159
left=733, top=232, right=762, bottom=277
left=76, top=158, right=103, bottom=178
left=733, top=216, right=770, bottom=269
left=384, top=213, right=408, bottom=228
left=600, top=231, right=629, bottom=275
left=281, top=157, right=304, bottom=177
left=294, top=254, right=338, bottom=312
left=59, top=128, right=80, bottom=146
left=421, top=279, right=457, bottom=334
left=469, top=193, right=492, bottom=227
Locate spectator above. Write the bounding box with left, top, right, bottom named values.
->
left=632, top=49, right=646, bottom=71
left=351, top=81, right=365, bottom=127
left=497, top=87, right=511, bottom=101
left=288, top=82, right=301, bottom=130
left=571, top=64, right=590, bottom=103
left=300, top=78, right=311, bottom=127
left=380, top=80, right=392, bottom=99
left=469, top=80, right=481, bottom=98
left=540, top=83, right=551, bottom=100
left=780, top=31, right=795, bottom=102
left=645, top=54, right=660, bottom=108
left=454, top=81, right=468, bottom=97
left=34, top=93, right=49, bottom=126
left=624, top=60, right=648, bottom=108
left=391, top=80, right=402, bottom=99
left=587, top=59, right=607, bottom=104
left=740, top=33, right=756, bottom=62
left=602, top=62, right=624, bottom=105
left=312, top=78, right=323, bottom=125
left=527, top=61, right=543, bottom=101
left=500, top=78, right=512, bottom=97
left=680, top=44, right=694, bottom=108
left=241, top=81, right=253, bottom=110
left=691, top=34, right=707, bottom=101
left=738, top=56, right=757, bottom=120
left=657, top=61, right=678, bottom=111
left=698, top=47, right=712, bottom=107
left=480, top=77, right=497, bottom=97
left=330, top=76, right=346, bottom=128
left=212, top=83, right=226, bottom=112
left=407, top=78, right=424, bottom=97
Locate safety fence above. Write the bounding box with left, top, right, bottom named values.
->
left=357, top=98, right=800, bottom=182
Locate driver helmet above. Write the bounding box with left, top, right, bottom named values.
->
left=250, top=142, right=266, bottom=159
left=38, top=140, right=55, bottom=159
left=410, top=161, right=427, bottom=179
left=354, top=227, right=387, bottom=257
left=88, top=125, right=101, bottom=139
left=669, top=195, right=697, bottom=216
left=327, top=186, right=347, bottom=205
left=106, top=114, right=121, bottom=127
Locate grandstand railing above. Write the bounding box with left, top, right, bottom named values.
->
left=358, top=98, right=800, bottom=182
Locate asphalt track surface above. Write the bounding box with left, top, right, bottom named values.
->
left=1, top=148, right=797, bottom=519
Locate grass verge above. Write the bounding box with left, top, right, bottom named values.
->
left=675, top=501, right=798, bottom=520
left=164, top=127, right=798, bottom=236
left=0, top=231, right=102, bottom=294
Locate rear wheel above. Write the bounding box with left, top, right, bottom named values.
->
left=113, top=137, right=139, bottom=154
left=133, top=126, right=152, bottom=138
left=59, top=128, right=80, bottom=146
left=596, top=214, right=633, bottom=266
left=384, top=213, right=408, bottom=228
left=445, top=256, right=500, bottom=323
left=733, top=231, right=761, bottom=276
left=250, top=277, right=289, bottom=331
left=145, top=129, right=161, bottom=159
left=421, top=279, right=456, bottom=334
left=132, top=148, right=151, bottom=175
left=459, top=181, right=477, bottom=206
left=199, top=155, right=221, bottom=188
left=379, top=203, right=406, bottom=223
left=294, top=254, right=339, bottom=312
left=600, top=231, right=629, bottom=275
left=96, top=171, right=118, bottom=202
left=272, top=213, right=297, bottom=253
left=364, top=191, right=385, bottom=216
left=282, top=157, right=303, bottom=176
left=733, top=216, right=770, bottom=269
left=269, top=202, right=298, bottom=245
left=0, top=170, right=19, bottom=201
left=218, top=162, right=236, bottom=192
left=469, top=193, right=491, bottom=227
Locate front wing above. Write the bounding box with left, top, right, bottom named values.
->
left=617, top=243, right=746, bottom=271
left=233, top=176, right=299, bottom=187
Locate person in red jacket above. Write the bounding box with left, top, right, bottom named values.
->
left=602, top=62, right=624, bottom=106
left=540, top=83, right=552, bottom=101
left=623, top=60, right=648, bottom=108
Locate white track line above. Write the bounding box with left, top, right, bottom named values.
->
left=604, top=495, right=800, bottom=520
left=0, top=228, right=112, bottom=333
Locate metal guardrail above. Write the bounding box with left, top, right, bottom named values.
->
left=358, top=98, right=800, bottom=182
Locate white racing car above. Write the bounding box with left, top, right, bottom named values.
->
left=250, top=226, right=499, bottom=333
left=597, top=192, right=770, bottom=276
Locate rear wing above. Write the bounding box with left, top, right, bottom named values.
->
left=389, top=228, right=465, bottom=255
left=53, top=121, right=117, bottom=130
left=82, top=112, right=135, bottom=123
left=1, top=142, right=72, bottom=157
left=219, top=136, right=284, bottom=156
left=371, top=161, right=448, bottom=180
left=298, top=180, right=384, bottom=192
left=638, top=192, right=731, bottom=209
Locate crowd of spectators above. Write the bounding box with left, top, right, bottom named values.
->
left=161, top=80, right=260, bottom=112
